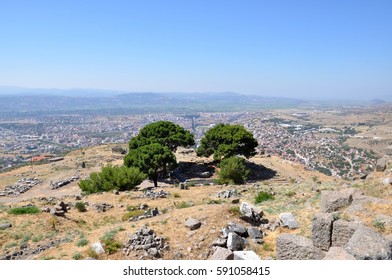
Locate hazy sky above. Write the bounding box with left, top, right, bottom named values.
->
left=0, top=0, right=391, bottom=99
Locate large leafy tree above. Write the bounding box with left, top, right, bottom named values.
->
left=124, top=143, right=177, bottom=188
left=197, top=123, right=258, bottom=161
left=129, top=121, right=195, bottom=151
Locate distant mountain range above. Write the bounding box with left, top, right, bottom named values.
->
left=0, top=86, right=390, bottom=114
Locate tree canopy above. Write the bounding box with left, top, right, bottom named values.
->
left=196, top=123, right=258, bottom=161
left=124, top=143, right=177, bottom=188
left=129, top=121, right=195, bottom=151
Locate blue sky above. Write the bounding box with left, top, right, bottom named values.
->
left=0, top=0, right=391, bottom=99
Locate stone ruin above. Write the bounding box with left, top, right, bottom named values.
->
left=123, top=225, right=167, bottom=259
left=141, top=190, right=170, bottom=199
left=276, top=188, right=392, bottom=260
left=0, top=178, right=42, bottom=197
left=50, top=175, right=79, bottom=190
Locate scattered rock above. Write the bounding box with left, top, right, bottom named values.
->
left=227, top=232, right=244, bottom=251
left=231, top=198, right=240, bottom=204
left=320, top=189, right=354, bottom=213
left=323, top=247, right=356, bottom=260
left=91, top=242, right=105, bottom=254
left=92, top=203, right=113, bottom=213
left=233, top=250, right=261, bottom=260
left=212, top=238, right=227, bottom=247
left=279, top=213, right=300, bottom=229
left=376, top=156, right=389, bottom=172
left=382, top=178, right=392, bottom=185
left=227, top=222, right=248, bottom=237
left=142, top=190, right=170, bottom=199
left=247, top=227, right=263, bottom=244
left=179, top=182, right=188, bottom=190
left=185, top=218, right=201, bottom=230
left=217, top=189, right=240, bottom=199
left=276, top=234, right=325, bottom=260
left=345, top=226, right=392, bottom=260
left=312, top=212, right=334, bottom=250
left=240, top=202, right=263, bottom=225
left=0, top=222, right=12, bottom=230
left=210, top=247, right=234, bottom=260
left=113, top=190, right=120, bottom=195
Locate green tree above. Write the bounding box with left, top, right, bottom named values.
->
left=78, top=165, right=146, bottom=194
left=129, top=121, right=195, bottom=151
left=217, top=156, right=249, bottom=185
left=124, top=143, right=177, bottom=188
left=197, top=123, right=258, bottom=161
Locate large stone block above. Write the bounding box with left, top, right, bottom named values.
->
left=227, top=232, right=244, bottom=251
left=276, top=234, right=325, bottom=260
left=331, top=219, right=361, bottom=247
left=323, top=247, right=356, bottom=260
left=210, top=247, right=234, bottom=260
left=345, top=226, right=392, bottom=260
left=279, top=213, right=300, bottom=229
left=233, top=251, right=261, bottom=260
left=320, top=189, right=354, bottom=213
left=312, top=212, right=334, bottom=250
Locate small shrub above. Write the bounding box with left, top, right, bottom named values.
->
left=228, top=206, right=241, bottom=216
left=79, top=165, right=146, bottom=194
left=72, top=252, right=82, bottom=260
left=174, top=201, right=193, bottom=209
left=206, top=199, right=222, bottom=205
left=86, top=248, right=99, bottom=259
left=75, top=202, right=86, bottom=212
left=76, top=238, right=89, bottom=247
left=126, top=205, right=138, bottom=211
left=32, top=234, right=44, bottom=243
left=161, top=208, right=168, bottom=214
left=262, top=242, right=273, bottom=251
left=285, top=191, right=296, bottom=197
left=373, top=219, right=385, bottom=232
left=255, top=191, right=275, bottom=203
left=217, top=156, right=249, bottom=185
left=100, top=229, right=121, bottom=255
left=5, top=242, right=18, bottom=249
left=160, top=219, right=168, bottom=225
left=173, top=192, right=181, bottom=198
left=9, top=206, right=40, bottom=215
left=101, top=229, right=118, bottom=242
left=122, top=210, right=144, bottom=221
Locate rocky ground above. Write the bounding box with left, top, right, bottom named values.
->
left=0, top=145, right=391, bottom=260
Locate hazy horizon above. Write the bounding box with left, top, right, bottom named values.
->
left=0, top=1, right=391, bottom=101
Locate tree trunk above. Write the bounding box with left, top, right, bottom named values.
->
left=153, top=173, right=158, bottom=188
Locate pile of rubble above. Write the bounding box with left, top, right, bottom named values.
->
left=92, top=203, right=113, bottom=213
left=142, top=190, right=170, bottom=199
left=0, top=237, right=72, bottom=260
left=210, top=222, right=264, bottom=260
left=216, top=189, right=240, bottom=199
left=41, top=201, right=70, bottom=217
left=123, top=225, right=167, bottom=259
left=50, top=175, right=79, bottom=190
left=0, top=178, right=42, bottom=197
left=276, top=188, right=392, bottom=260
left=129, top=208, right=159, bottom=221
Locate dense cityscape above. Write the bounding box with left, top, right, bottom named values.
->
left=0, top=110, right=379, bottom=179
